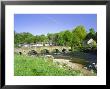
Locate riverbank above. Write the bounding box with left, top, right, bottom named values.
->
left=14, top=54, right=96, bottom=76
left=53, top=58, right=96, bottom=76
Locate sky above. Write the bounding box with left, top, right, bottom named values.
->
left=14, top=14, right=97, bottom=36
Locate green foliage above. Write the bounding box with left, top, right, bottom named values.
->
left=47, top=33, right=54, bottom=42
left=14, top=25, right=96, bottom=51
left=94, top=32, right=97, bottom=42
left=85, top=28, right=96, bottom=41
left=73, top=25, right=87, bottom=41
left=14, top=32, right=34, bottom=44
left=39, top=34, right=47, bottom=42
left=90, top=28, right=95, bottom=34
left=92, top=40, right=97, bottom=48
left=57, top=32, right=65, bottom=46
left=63, top=30, right=72, bottom=46
left=69, top=25, right=87, bottom=50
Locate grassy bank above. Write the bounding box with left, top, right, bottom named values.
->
left=14, top=54, right=83, bottom=76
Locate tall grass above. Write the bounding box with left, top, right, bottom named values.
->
left=14, top=54, right=83, bottom=76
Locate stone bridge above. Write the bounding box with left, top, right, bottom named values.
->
left=14, top=46, right=71, bottom=55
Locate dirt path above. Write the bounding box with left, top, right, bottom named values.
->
left=53, top=59, right=96, bottom=76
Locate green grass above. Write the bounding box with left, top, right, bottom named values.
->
left=14, top=54, right=83, bottom=76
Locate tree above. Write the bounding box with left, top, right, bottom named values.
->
left=71, top=25, right=87, bottom=49
left=89, top=28, right=95, bottom=34
left=85, top=28, right=96, bottom=40
left=71, top=32, right=80, bottom=50
left=14, top=32, right=21, bottom=44
left=52, top=33, right=59, bottom=46
left=57, top=31, right=65, bottom=46
left=72, top=25, right=87, bottom=42
left=22, top=32, right=34, bottom=43
left=34, top=35, right=38, bottom=42
left=94, top=32, right=97, bottom=42
left=47, top=33, right=54, bottom=43
left=63, top=30, right=72, bottom=46
left=39, top=34, right=47, bottom=42
left=14, top=32, right=34, bottom=44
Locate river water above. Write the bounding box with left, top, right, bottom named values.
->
left=49, top=52, right=97, bottom=72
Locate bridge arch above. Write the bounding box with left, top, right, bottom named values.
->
left=52, top=49, right=61, bottom=53
left=27, top=50, right=38, bottom=56
left=41, top=49, right=50, bottom=54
